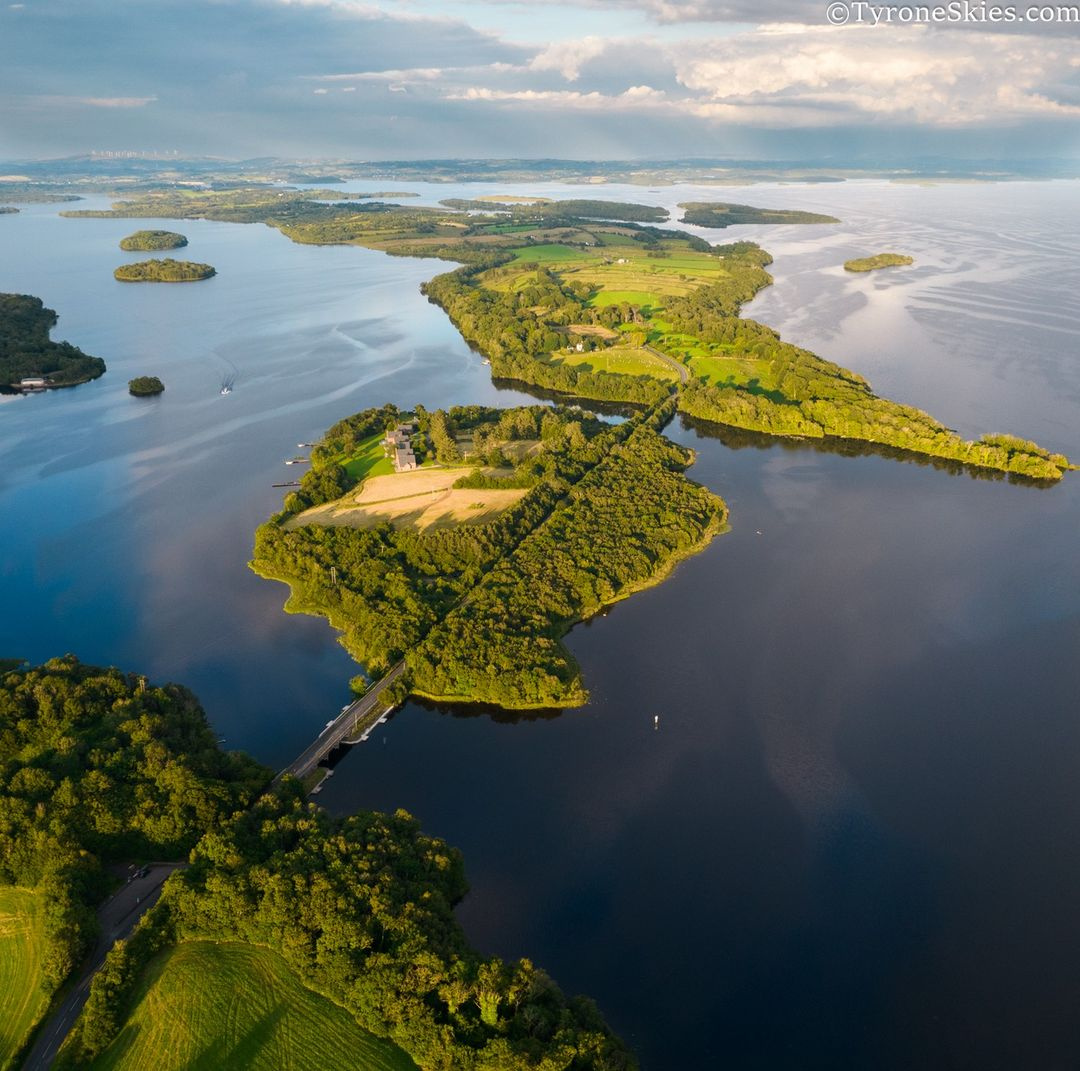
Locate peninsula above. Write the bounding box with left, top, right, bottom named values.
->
left=65, top=190, right=1069, bottom=479
left=0, top=292, right=106, bottom=390
left=845, top=252, right=914, bottom=271
left=113, top=258, right=215, bottom=282
left=119, top=229, right=188, bottom=251
left=0, top=657, right=634, bottom=1071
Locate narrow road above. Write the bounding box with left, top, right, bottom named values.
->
left=277, top=660, right=406, bottom=784
left=643, top=344, right=689, bottom=384
left=22, top=863, right=183, bottom=1071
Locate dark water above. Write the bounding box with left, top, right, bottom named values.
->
left=3, top=182, right=1080, bottom=1069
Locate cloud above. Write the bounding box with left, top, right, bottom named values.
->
left=673, top=25, right=1080, bottom=124
left=528, top=37, right=608, bottom=80
left=1, top=0, right=1078, bottom=161
left=29, top=94, right=157, bottom=108
left=448, top=84, right=670, bottom=108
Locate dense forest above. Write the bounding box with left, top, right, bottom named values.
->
left=0, top=657, right=267, bottom=991
left=113, top=258, right=215, bottom=282
left=0, top=292, right=106, bottom=387
left=678, top=202, right=840, bottom=227
left=119, top=230, right=188, bottom=251
left=0, top=658, right=633, bottom=1068
left=253, top=400, right=726, bottom=706
left=409, top=401, right=726, bottom=706
left=68, top=794, right=635, bottom=1069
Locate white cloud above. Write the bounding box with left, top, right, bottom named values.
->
left=447, top=84, right=670, bottom=108
left=673, top=25, right=1080, bottom=123
left=31, top=94, right=158, bottom=108
left=528, top=36, right=608, bottom=80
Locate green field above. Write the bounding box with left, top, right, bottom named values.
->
left=555, top=345, right=679, bottom=380
left=687, top=353, right=777, bottom=391
left=338, top=431, right=395, bottom=481
left=0, top=887, right=48, bottom=1070
left=87, top=942, right=417, bottom=1071
left=510, top=242, right=590, bottom=264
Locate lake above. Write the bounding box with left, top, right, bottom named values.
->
left=2, top=180, right=1079, bottom=1069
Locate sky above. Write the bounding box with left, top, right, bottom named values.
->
left=2, top=0, right=1079, bottom=161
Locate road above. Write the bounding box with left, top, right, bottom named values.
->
left=277, top=660, right=406, bottom=784
left=643, top=344, right=689, bottom=384
left=22, top=863, right=183, bottom=1071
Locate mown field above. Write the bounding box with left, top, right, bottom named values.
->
left=0, top=886, right=48, bottom=1070
left=503, top=241, right=732, bottom=301
left=86, top=941, right=417, bottom=1071
left=287, top=466, right=526, bottom=531
left=337, top=430, right=395, bottom=481
left=553, top=345, right=680, bottom=380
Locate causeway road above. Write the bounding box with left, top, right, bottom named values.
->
left=278, top=660, right=406, bottom=784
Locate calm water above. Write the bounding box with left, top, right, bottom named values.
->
left=3, top=181, right=1080, bottom=1069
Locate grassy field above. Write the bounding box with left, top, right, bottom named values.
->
left=337, top=431, right=395, bottom=481
left=87, top=942, right=417, bottom=1071
left=0, top=887, right=48, bottom=1070
left=496, top=243, right=735, bottom=313
left=687, top=353, right=777, bottom=391
left=510, top=242, right=590, bottom=264
left=554, top=345, right=680, bottom=380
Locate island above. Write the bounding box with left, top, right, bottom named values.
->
left=119, top=229, right=188, bottom=251
left=254, top=400, right=726, bottom=708
left=679, top=201, right=840, bottom=227
left=113, top=258, right=215, bottom=282
left=128, top=375, right=164, bottom=396
left=845, top=252, right=914, bottom=272
left=66, top=189, right=1069, bottom=479
left=0, top=206, right=18, bottom=215
left=0, top=657, right=633, bottom=1071
left=1, top=292, right=106, bottom=390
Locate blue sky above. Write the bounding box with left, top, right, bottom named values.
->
left=2, top=0, right=1079, bottom=161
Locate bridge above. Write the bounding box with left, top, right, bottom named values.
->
left=276, top=660, right=406, bottom=786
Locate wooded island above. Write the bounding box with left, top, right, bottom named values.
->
left=0, top=292, right=106, bottom=389
left=113, top=259, right=215, bottom=282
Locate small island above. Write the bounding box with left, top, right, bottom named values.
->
left=113, top=258, right=215, bottom=282
left=119, top=229, right=188, bottom=251
left=1, top=292, right=106, bottom=390
left=845, top=252, right=914, bottom=272
left=679, top=201, right=840, bottom=227
left=128, top=375, right=164, bottom=396
left=0, top=206, right=18, bottom=215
